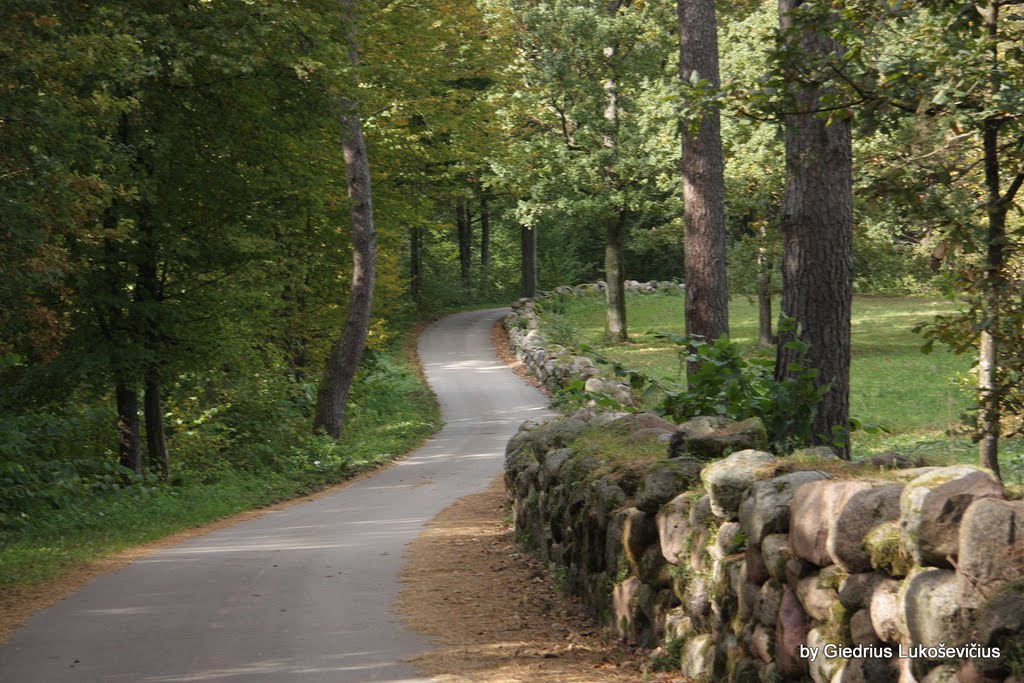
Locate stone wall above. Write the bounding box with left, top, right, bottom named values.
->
left=505, top=411, right=1024, bottom=683
left=504, top=280, right=681, bottom=401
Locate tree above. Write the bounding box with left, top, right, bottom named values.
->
left=773, top=0, right=854, bottom=457
left=488, top=0, right=678, bottom=338
left=314, top=1, right=378, bottom=439
left=678, top=0, right=730, bottom=355
left=790, top=0, right=1024, bottom=474
left=866, top=2, right=1024, bottom=477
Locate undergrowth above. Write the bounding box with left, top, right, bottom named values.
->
left=0, top=349, right=441, bottom=588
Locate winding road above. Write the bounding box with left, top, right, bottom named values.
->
left=0, top=309, right=550, bottom=683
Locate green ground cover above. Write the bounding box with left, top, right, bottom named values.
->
left=0, top=350, right=441, bottom=589
left=546, top=293, right=1024, bottom=480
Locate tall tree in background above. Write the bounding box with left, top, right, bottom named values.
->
left=969, top=1, right=1023, bottom=476
left=773, top=0, right=854, bottom=456
left=491, top=0, right=677, bottom=333
left=678, top=0, right=730, bottom=357
left=845, top=1, right=1024, bottom=478
left=314, top=2, right=378, bottom=439
left=602, top=16, right=628, bottom=342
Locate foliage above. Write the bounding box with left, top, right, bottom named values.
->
left=0, top=345, right=440, bottom=585
left=485, top=0, right=683, bottom=294
left=577, top=332, right=828, bottom=452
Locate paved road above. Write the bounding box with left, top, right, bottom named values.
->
left=0, top=309, right=549, bottom=683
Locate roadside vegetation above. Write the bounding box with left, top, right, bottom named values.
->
left=0, top=346, right=440, bottom=589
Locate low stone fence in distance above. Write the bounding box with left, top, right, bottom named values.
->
left=504, top=280, right=682, bottom=402
left=505, top=410, right=1024, bottom=683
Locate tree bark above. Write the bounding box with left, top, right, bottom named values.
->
left=136, top=208, right=168, bottom=477
left=520, top=224, right=537, bottom=298
left=775, top=0, right=854, bottom=457
left=977, top=1, right=1004, bottom=479
left=602, top=41, right=628, bottom=342
left=144, top=375, right=168, bottom=478
left=116, top=383, right=141, bottom=474
left=678, top=0, right=730, bottom=353
left=604, top=210, right=628, bottom=342
left=313, top=5, right=377, bottom=439
left=978, top=114, right=1004, bottom=477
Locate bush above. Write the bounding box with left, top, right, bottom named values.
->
left=540, top=313, right=581, bottom=349
left=582, top=334, right=829, bottom=452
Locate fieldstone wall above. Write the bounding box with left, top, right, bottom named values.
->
left=504, top=280, right=682, bottom=400
left=505, top=411, right=1024, bottom=683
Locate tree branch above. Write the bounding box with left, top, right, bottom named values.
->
left=999, top=165, right=1024, bottom=206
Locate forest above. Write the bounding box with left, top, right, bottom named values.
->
left=2, top=0, right=1023, bottom=588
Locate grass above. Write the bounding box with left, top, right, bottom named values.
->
left=0, top=350, right=441, bottom=590
left=547, top=292, right=1024, bottom=480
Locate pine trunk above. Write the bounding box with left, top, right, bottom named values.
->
left=775, top=0, right=854, bottom=457
left=313, top=6, right=377, bottom=439
left=678, top=0, right=730, bottom=352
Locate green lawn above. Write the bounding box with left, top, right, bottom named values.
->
left=547, top=293, right=1024, bottom=479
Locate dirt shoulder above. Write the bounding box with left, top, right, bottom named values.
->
left=396, top=478, right=683, bottom=682
left=392, top=316, right=681, bottom=682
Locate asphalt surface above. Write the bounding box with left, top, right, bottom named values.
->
left=0, top=308, right=550, bottom=683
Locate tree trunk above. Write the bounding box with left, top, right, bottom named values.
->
left=144, top=375, right=168, bottom=478
left=604, top=210, right=628, bottom=342
left=136, top=208, right=168, bottom=478
left=521, top=225, right=537, bottom=298
left=410, top=225, right=423, bottom=301
left=977, top=2, right=1005, bottom=479
left=678, top=0, right=730, bottom=353
left=757, top=224, right=774, bottom=347
left=313, top=6, right=377, bottom=439
left=602, top=42, right=628, bottom=342
left=775, top=0, right=854, bottom=457
left=480, top=194, right=491, bottom=296
left=978, top=118, right=1004, bottom=477
left=457, top=199, right=472, bottom=292
left=116, top=383, right=141, bottom=474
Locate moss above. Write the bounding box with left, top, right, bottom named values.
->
left=817, top=565, right=848, bottom=591
left=865, top=521, right=914, bottom=577
left=569, top=426, right=666, bottom=470
left=727, top=530, right=748, bottom=555
left=814, top=603, right=853, bottom=649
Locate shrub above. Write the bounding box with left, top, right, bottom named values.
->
left=580, top=334, right=830, bottom=452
